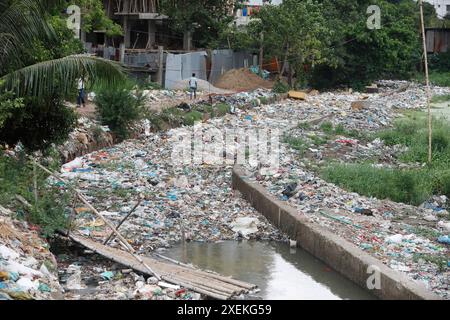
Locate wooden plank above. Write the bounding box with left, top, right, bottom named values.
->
left=68, top=233, right=257, bottom=300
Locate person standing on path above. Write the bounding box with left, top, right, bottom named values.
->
left=189, top=73, right=197, bottom=100
left=77, top=77, right=86, bottom=108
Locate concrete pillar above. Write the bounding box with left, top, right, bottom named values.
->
left=120, top=43, right=125, bottom=63
left=147, top=20, right=156, bottom=48
left=156, top=46, right=164, bottom=86
left=183, top=30, right=192, bottom=51
left=123, top=16, right=131, bottom=48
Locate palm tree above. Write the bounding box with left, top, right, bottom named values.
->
left=0, top=0, right=124, bottom=97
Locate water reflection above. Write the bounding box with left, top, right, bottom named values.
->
left=165, top=241, right=376, bottom=300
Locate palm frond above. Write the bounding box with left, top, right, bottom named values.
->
left=1, top=55, right=126, bottom=97
left=0, top=0, right=60, bottom=73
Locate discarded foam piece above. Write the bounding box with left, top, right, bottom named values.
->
left=351, top=100, right=372, bottom=111
left=288, top=91, right=307, bottom=100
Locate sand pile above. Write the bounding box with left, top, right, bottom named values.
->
left=215, top=68, right=273, bottom=91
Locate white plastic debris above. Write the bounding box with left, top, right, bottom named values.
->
left=230, top=218, right=259, bottom=237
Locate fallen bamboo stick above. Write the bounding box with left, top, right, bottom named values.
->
left=153, top=253, right=196, bottom=269
left=189, top=269, right=257, bottom=290
left=103, top=199, right=142, bottom=245
left=174, top=271, right=241, bottom=294
left=33, top=160, right=161, bottom=280
left=160, top=275, right=230, bottom=300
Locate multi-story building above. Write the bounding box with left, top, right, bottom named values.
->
left=234, top=0, right=282, bottom=26
left=424, top=0, right=450, bottom=18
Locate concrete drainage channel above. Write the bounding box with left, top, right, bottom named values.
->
left=232, top=166, right=441, bottom=300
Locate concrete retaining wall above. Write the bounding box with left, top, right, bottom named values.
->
left=232, top=166, right=441, bottom=300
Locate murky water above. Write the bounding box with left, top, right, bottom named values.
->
left=165, top=241, right=376, bottom=300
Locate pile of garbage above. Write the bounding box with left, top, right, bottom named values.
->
left=55, top=138, right=285, bottom=253
left=234, top=82, right=450, bottom=299
left=142, top=89, right=186, bottom=103
left=52, top=81, right=448, bottom=299
left=213, top=88, right=278, bottom=108
left=55, top=242, right=201, bottom=300
left=57, top=117, right=114, bottom=163
left=0, top=214, right=62, bottom=300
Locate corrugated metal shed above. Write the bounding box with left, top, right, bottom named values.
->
left=426, top=28, right=450, bottom=53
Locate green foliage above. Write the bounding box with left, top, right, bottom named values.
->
left=321, top=164, right=432, bottom=205
left=431, top=94, right=450, bottom=103
left=0, top=152, right=70, bottom=237
left=283, top=135, right=307, bottom=154
left=429, top=52, right=450, bottom=72
left=29, top=190, right=70, bottom=238
left=77, top=0, right=122, bottom=36
left=310, top=0, right=421, bottom=89
left=95, top=83, right=145, bottom=139
left=183, top=110, right=203, bottom=126
left=377, top=113, right=450, bottom=166
left=413, top=253, right=448, bottom=272
left=272, top=80, right=290, bottom=93
left=321, top=112, right=450, bottom=205
left=0, top=94, right=77, bottom=151
left=298, top=121, right=311, bottom=130
left=256, top=0, right=333, bottom=82
left=213, top=103, right=230, bottom=116
left=0, top=91, right=24, bottom=127
left=319, top=121, right=334, bottom=134
left=416, top=71, right=450, bottom=87
left=160, top=0, right=233, bottom=48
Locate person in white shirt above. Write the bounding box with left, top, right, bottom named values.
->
left=77, top=77, right=86, bottom=108
left=189, top=73, right=197, bottom=100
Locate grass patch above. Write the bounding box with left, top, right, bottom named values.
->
left=213, top=103, right=230, bottom=117
left=310, top=134, right=329, bottom=146
left=415, top=71, right=450, bottom=87
left=182, top=110, right=203, bottom=126
left=321, top=164, right=432, bottom=205
left=283, top=135, right=308, bottom=154
left=377, top=112, right=450, bottom=166
left=431, top=94, right=450, bottom=104
left=320, top=112, right=450, bottom=205
left=298, top=121, right=311, bottom=130
left=320, top=121, right=334, bottom=134
left=413, top=253, right=448, bottom=272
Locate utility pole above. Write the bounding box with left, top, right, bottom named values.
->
left=259, top=32, right=264, bottom=75
left=419, top=0, right=432, bottom=163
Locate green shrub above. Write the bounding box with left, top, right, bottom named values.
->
left=429, top=52, right=450, bottom=72
left=0, top=152, right=70, bottom=237
left=182, top=110, right=203, bottom=126
left=334, top=123, right=346, bottom=135
left=95, top=83, right=144, bottom=139
left=214, top=103, right=230, bottom=116
left=0, top=94, right=77, bottom=151
left=272, top=80, right=290, bottom=94
left=320, top=121, right=334, bottom=134
left=283, top=135, right=307, bottom=154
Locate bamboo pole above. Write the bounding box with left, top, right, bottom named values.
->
left=103, top=199, right=142, bottom=245
left=419, top=0, right=432, bottom=163
left=32, top=160, right=161, bottom=280
left=32, top=161, right=38, bottom=206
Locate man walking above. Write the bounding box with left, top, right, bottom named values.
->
left=77, top=77, right=86, bottom=108
left=189, top=73, right=197, bottom=100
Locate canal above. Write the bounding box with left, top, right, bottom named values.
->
left=165, top=241, right=377, bottom=300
